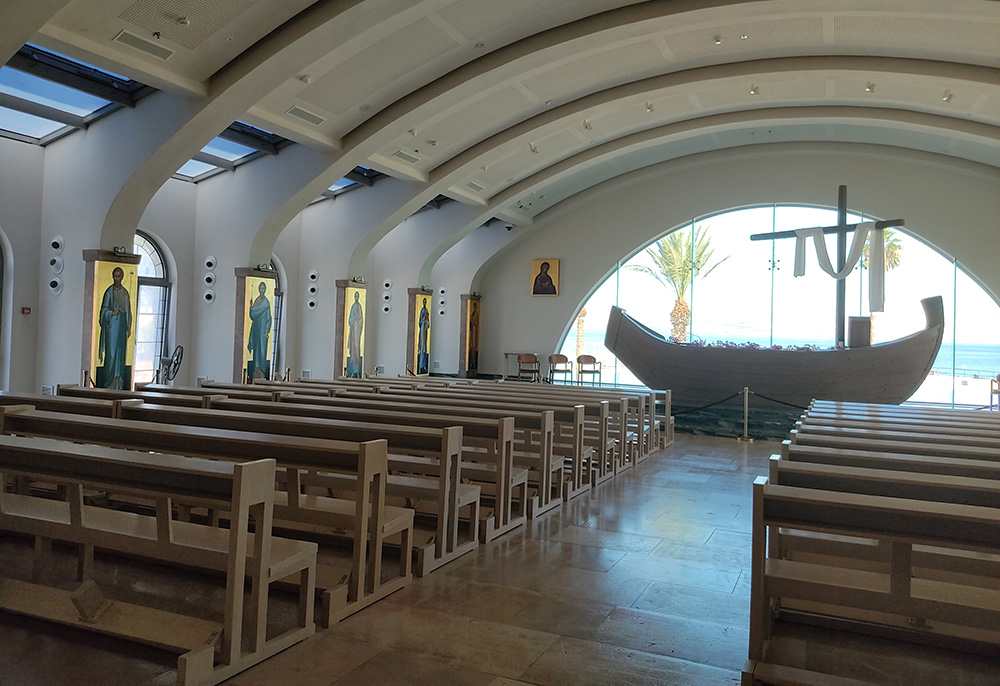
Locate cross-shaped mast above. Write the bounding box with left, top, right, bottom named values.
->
left=750, top=185, right=904, bottom=347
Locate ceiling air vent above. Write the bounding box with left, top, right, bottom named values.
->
left=113, top=30, right=175, bottom=61
left=286, top=106, right=326, bottom=126
left=465, top=181, right=485, bottom=193
left=391, top=149, right=421, bottom=164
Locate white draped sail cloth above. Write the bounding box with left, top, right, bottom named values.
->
left=793, top=222, right=884, bottom=311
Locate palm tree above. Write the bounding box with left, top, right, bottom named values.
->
left=862, top=227, right=903, bottom=271
left=862, top=228, right=903, bottom=341
left=628, top=226, right=728, bottom=341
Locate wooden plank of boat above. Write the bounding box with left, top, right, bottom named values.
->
left=604, top=296, right=944, bottom=408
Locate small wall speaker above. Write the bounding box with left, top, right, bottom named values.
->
left=381, top=303, right=391, bottom=314
left=51, top=235, right=64, bottom=253
left=307, top=298, right=317, bottom=310
left=438, top=309, right=445, bottom=316
left=438, top=287, right=446, bottom=295
left=204, top=255, right=217, bottom=270
left=204, top=272, right=216, bottom=286
left=308, top=270, right=319, bottom=282
left=381, top=290, right=391, bottom=302
left=48, top=277, right=63, bottom=295
left=382, top=279, right=392, bottom=290
left=203, top=289, right=216, bottom=303
left=437, top=297, right=446, bottom=307
left=49, top=256, right=64, bottom=274
left=307, top=283, right=318, bottom=295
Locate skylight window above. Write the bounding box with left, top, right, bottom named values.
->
left=175, top=160, right=218, bottom=178
left=0, top=67, right=110, bottom=116
left=0, top=106, right=65, bottom=138
left=329, top=178, right=357, bottom=190
left=202, top=137, right=257, bottom=162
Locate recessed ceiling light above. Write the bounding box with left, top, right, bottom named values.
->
left=645, top=102, right=654, bottom=112
left=583, top=119, right=592, bottom=130
left=864, top=82, right=876, bottom=93
left=359, top=104, right=372, bottom=112
left=749, top=85, right=759, bottom=95
left=528, top=143, right=539, bottom=154
left=545, top=100, right=554, bottom=107
left=475, top=42, right=485, bottom=49
left=942, top=90, right=953, bottom=103
left=741, top=34, right=748, bottom=40
left=714, top=36, right=722, bottom=45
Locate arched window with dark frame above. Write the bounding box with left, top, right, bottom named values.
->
left=132, top=232, right=171, bottom=383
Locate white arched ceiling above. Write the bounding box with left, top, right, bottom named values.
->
left=19, top=1, right=1000, bottom=280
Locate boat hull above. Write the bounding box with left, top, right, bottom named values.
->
left=605, top=297, right=945, bottom=407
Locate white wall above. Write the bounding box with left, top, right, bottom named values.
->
left=0, top=138, right=43, bottom=391
left=474, top=143, right=1000, bottom=378
left=7, top=138, right=1000, bottom=390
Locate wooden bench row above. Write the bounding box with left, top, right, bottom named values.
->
left=744, top=398, right=1000, bottom=685
left=0, top=400, right=413, bottom=625
left=0, top=433, right=316, bottom=686
left=0, top=377, right=674, bottom=681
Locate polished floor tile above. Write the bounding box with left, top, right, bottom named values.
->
left=3, top=432, right=1000, bottom=685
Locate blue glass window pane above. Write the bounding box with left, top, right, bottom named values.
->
left=176, top=159, right=218, bottom=177
left=202, top=137, right=256, bottom=161
left=329, top=178, right=356, bottom=190
left=0, top=67, right=110, bottom=115
left=0, top=106, right=64, bottom=138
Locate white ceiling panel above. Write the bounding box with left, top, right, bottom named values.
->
left=412, top=86, right=534, bottom=160
left=665, top=17, right=825, bottom=62
left=298, top=16, right=460, bottom=116
left=118, top=0, right=261, bottom=50
left=833, top=15, right=1000, bottom=64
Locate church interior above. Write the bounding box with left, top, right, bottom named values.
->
left=2, top=1, right=1000, bottom=684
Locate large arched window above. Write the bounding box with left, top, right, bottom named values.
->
left=561, top=204, right=1000, bottom=407
left=132, top=232, right=171, bottom=383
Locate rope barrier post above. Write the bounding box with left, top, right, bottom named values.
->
left=738, top=386, right=754, bottom=443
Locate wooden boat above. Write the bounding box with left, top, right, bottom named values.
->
left=605, top=296, right=944, bottom=407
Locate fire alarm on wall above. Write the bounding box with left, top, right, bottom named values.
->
left=21, top=307, right=31, bottom=315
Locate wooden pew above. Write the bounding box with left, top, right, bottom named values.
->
left=1, top=391, right=119, bottom=416
left=787, top=426, right=1000, bottom=464
left=0, top=405, right=410, bottom=626
left=810, top=399, right=1000, bottom=422
left=332, top=386, right=597, bottom=499
left=110, top=384, right=525, bottom=540
left=0, top=434, right=316, bottom=686
left=806, top=400, right=1000, bottom=431
left=748, top=475, right=1000, bottom=683
left=121, top=382, right=292, bottom=403
left=113, top=401, right=480, bottom=575
left=199, top=395, right=529, bottom=534
left=780, top=439, right=1000, bottom=481
left=57, top=384, right=218, bottom=408
left=278, top=393, right=565, bottom=513
left=198, top=379, right=334, bottom=398
left=487, top=380, right=669, bottom=457
left=414, top=382, right=625, bottom=480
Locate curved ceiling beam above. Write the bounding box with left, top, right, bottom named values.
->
left=245, top=2, right=999, bottom=273
left=412, top=107, right=999, bottom=287
left=341, top=54, right=998, bottom=277
left=97, top=1, right=452, bottom=256
left=1, top=1, right=71, bottom=65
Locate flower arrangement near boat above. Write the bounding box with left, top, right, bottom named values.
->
left=677, top=340, right=826, bottom=352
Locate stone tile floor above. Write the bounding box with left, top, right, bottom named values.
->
left=3, top=433, right=1000, bottom=685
